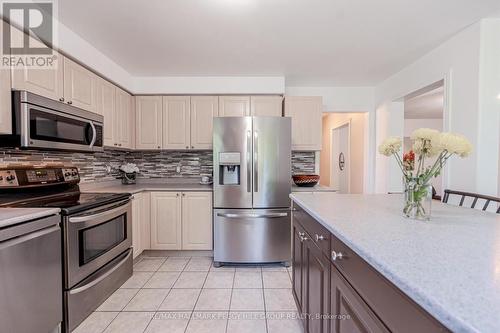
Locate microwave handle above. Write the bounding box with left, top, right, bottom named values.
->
left=89, top=121, right=97, bottom=148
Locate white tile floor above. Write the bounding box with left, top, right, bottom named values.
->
left=73, top=255, right=304, bottom=333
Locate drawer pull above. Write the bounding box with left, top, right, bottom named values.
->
left=331, top=250, right=345, bottom=261
left=300, top=235, right=309, bottom=242
left=315, top=234, right=325, bottom=241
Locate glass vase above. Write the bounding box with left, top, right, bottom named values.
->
left=403, top=178, right=432, bottom=220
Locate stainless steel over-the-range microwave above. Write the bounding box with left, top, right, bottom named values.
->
left=0, top=91, right=104, bottom=152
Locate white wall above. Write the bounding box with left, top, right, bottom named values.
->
left=374, top=21, right=489, bottom=194
left=403, top=118, right=443, bottom=137
left=285, top=86, right=374, bottom=112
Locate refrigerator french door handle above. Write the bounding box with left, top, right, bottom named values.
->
left=254, top=131, right=258, bottom=192
left=247, top=130, right=252, bottom=192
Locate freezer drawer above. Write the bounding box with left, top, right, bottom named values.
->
left=214, top=208, right=291, bottom=264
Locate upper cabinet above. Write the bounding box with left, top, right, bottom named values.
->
left=284, top=96, right=323, bottom=151
left=218, top=96, right=250, bottom=117
left=63, top=57, right=98, bottom=112
left=163, top=96, right=191, bottom=149
left=0, top=20, right=12, bottom=134
left=115, top=88, right=135, bottom=149
left=251, top=96, right=283, bottom=116
left=190, top=96, right=218, bottom=149
left=136, top=96, right=163, bottom=150
left=96, top=78, right=116, bottom=146
left=10, top=28, right=64, bottom=102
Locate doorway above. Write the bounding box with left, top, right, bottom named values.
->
left=331, top=123, right=350, bottom=193
left=403, top=80, right=445, bottom=198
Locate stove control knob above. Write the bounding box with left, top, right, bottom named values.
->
left=6, top=175, right=15, bottom=182
left=0, top=176, right=3, bottom=181
left=71, top=172, right=77, bottom=176
left=65, top=172, right=71, bottom=177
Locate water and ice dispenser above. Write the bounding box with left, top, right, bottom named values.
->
left=218, top=152, right=241, bottom=185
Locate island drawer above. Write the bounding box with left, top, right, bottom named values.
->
left=330, top=233, right=449, bottom=333
left=292, top=204, right=330, bottom=256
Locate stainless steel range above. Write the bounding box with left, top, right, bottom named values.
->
left=213, top=116, right=292, bottom=266
left=0, top=166, right=132, bottom=332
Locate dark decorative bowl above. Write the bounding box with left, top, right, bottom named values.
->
left=292, top=174, right=320, bottom=187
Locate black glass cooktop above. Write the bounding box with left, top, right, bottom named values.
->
left=0, top=185, right=130, bottom=215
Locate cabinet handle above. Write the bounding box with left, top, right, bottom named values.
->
left=300, top=235, right=309, bottom=242
left=59, top=97, right=65, bottom=102
left=185, top=146, right=189, bottom=149
left=157, top=146, right=160, bottom=149
left=191, top=146, right=194, bottom=149
left=67, top=101, right=73, bottom=105
left=118, top=144, right=122, bottom=147
left=331, top=250, right=345, bottom=261
left=315, top=234, right=325, bottom=241
left=182, top=193, right=185, bottom=197
left=114, top=143, right=118, bottom=146
left=176, top=193, right=179, bottom=197
left=298, top=232, right=305, bottom=237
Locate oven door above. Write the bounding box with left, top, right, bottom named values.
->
left=21, top=103, right=103, bottom=152
left=64, top=200, right=132, bottom=288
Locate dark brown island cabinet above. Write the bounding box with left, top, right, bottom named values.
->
left=291, top=202, right=450, bottom=333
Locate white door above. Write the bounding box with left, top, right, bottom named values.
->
left=181, top=192, right=213, bottom=250
left=150, top=192, right=182, bottom=250
left=131, top=193, right=142, bottom=259
left=163, top=96, right=191, bottom=149
left=190, top=96, right=218, bottom=149
left=136, top=96, right=163, bottom=149
left=250, top=96, right=283, bottom=116
left=115, top=88, right=134, bottom=149
left=96, top=78, right=116, bottom=147
left=10, top=26, right=64, bottom=102
left=331, top=123, right=350, bottom=194
left=218, top=96, right=250, bottom=117
left=63, top=57, right=98, bottom=112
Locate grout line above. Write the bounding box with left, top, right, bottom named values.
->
left=261, top=268, right=269, bottom=333
left=184, top=257, right=209, bottom=332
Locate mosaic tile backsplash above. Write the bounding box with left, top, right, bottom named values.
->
left=0, top=148, right=315, bottom=183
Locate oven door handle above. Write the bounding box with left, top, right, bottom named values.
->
left=69, top=202, right=129, bottom=224
left=69, top=250, right=132, bottom=295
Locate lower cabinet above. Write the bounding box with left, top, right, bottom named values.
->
left=292, top=203, right=449, bottom=333
left=131, top=192, right=151, bottom=258
left=150, top=191, right=212, bottom=250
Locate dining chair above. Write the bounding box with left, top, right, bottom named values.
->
left=442, top=189, right=500, bottom=213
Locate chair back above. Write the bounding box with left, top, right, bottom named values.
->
left=442, top=189, right=500, bottom=214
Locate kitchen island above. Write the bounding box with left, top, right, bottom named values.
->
left=290, top=193, right=500, bottom=333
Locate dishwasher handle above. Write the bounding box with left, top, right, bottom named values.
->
left=0, top=224, right=60, bottom=250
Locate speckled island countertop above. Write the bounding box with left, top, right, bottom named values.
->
left=290, top=193, right=500, bottom=333
left=0, top=208, right=60, bottom=228
left=79, top=178, right=213, bottom=194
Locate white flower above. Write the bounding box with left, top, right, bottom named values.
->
left=410, top=128, right=440, bottom=141
left=411, top=128, right=442, bottom=157
left=438, top=132, right=473, bottom=157
left=120, top=163, right=140, bottom=173
left=378, top=136, right=402, bottom=156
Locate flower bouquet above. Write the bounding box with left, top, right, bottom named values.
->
left=119, top=163, right=140, bottom=185
left=378, top=128, right=472, bottom=220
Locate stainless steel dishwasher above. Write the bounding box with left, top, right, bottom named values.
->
left=0, top=214, right=62, bottom=333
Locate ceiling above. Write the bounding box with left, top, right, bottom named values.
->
left=58, top=0, right=500, bottom=86
left=404, top=86, right=444, bottom=119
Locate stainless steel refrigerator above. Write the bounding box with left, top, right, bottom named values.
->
left=213, top=116, right=291, bottom=266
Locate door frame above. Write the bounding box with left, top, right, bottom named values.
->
left=330, top=120, right=351, bottom=193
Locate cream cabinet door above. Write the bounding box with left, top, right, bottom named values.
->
left=218, top=96, right=250, bottom=117
left=131, top=193, right=142, bottom=259
left=96, top=78, right=116, bottom=147
left=251, top=96, right=283, bottom=116
left=284, top=96, right=323, bottom=150
left=163, top=96, right=190, bottom=149
left=181, top=192, right=213, bottom=250
left=136, top=96, right=163, bottom=149
left=190, top=96, right=218, bottom=149
left=115, top=88, right=134, bottom=149
left=10, top=26, right=64, bottom=102
left=0, top=20, right=11, bottom=134
left=63, top=57, right=98, bottom=112
left=150, top=192, right=182, bottom=250
left=140, top=192, right=151, bottom=251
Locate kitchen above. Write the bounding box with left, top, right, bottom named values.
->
left=0, top=1, right=499, bottom=333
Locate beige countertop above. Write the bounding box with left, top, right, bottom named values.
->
left=291, top=184, right=338, bottom=192
left=0, top=208, right=61, bottom=228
